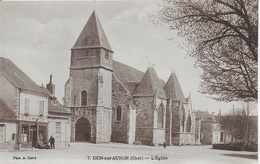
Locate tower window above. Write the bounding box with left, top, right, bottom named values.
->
left=115, top=106, right=122, bottom=122
left=105, top=51, right=109, bottom=59
left=81, top=90, right=88, bottom=106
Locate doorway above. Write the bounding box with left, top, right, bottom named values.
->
left=75, top=117, right=91, bottom=141
left=30, top=126, right=37, bottom=147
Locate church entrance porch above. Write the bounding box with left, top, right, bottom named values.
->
left=75, top=117, right=91, bottom=142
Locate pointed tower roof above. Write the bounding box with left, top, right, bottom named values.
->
left=72, top=11, right=112, bottom=51
left=164, top=72, right=185, bottom=100
left=134, top=67, right=166, bottom=98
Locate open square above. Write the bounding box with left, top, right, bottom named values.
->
left=1, top=143, right=258, bottom=164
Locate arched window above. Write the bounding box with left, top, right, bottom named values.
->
left=81, top=90, right=87, bottom=106
left=116, top=106, right=122, bottom=122
left=186, top=115, right=191, bottom=132
left=157, top=104, right=164, bottom=128
left=182, top=108, right=185, bottom=132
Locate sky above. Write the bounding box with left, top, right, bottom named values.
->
left=0, top=1, right=257, bottom=115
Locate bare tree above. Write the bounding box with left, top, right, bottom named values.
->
left=219, top=103, right=257, bottom=149
left=219, top=114, right=233, bottom=144
left=156, top=0, right=258, bottom=102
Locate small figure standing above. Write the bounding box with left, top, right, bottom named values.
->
left=163, top=142, right=167, bottom=148
left=48, top=136, right=55, bottom=149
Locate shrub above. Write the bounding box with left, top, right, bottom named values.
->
left=212, top=144, right=257, bottom=152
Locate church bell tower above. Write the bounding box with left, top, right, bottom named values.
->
left=65, top=11, right=113, bottom=143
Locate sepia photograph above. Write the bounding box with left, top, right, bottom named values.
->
left=0, top=0, right=258, bottom=163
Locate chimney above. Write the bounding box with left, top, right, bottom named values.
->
left=46, top=74, right=55, bottom=95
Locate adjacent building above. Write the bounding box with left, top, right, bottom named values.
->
left=0, top=57, right=49, bottom=149
left=44, top=75, right=71, bottom=146
left=0, top=99, right=17, bottom=149
left=194, top=110, right=224, bottom=145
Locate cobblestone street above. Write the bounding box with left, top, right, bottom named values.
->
left=1, top=142, right=257, bottom=164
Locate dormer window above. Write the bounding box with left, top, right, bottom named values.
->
left=105, top=51, right=109, bottom=59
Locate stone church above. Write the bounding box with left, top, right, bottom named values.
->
left=63, top=11, right=196, bottom=146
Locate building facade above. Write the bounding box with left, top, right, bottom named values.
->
left=43, top=75, right=71, bottom=146
left=64, top=11, right=196, bottom=146
left=0, top=57, right=49, bottom=149
left=0, top=99, right=17, bottom=149
left=194, top=110, right=224, bottom=145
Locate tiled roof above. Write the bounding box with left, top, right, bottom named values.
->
left=0, top=57, right=48, bottom=95
left=127, top=81, right=140, bottom=95
left=48, top=99, right=70, bottom=115
left=133, top=67, right=166, bottom=98
left=113, top=60, right=144, bottom=92
left=164, top=72, right=185, bottom=100
left=39, top=85, right=70, bottom=115
left=0, top=99, right=16, bottom=120
left=72, top=11, right=112, bottom=51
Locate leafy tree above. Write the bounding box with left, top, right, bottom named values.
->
left=156, top=0, right=258, bottom=102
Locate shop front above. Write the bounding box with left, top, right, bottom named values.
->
left=18, top=121, right=48, bottom=149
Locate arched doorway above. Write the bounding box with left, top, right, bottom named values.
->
left=75, top=117, right=91, bottom=142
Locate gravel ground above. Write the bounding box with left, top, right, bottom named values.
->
left=0, top=142, right=258, bottom=164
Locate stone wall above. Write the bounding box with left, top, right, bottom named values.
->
left=67, top=55, right=113, bottom=143
left=71, top=107, right=97, bottom=142
left=0, top=122, right=16, bottom=150
left=165, top=101, right=172, bottom=146
left=69, top=74, right=99, bottom=106
left=172, top=133, right=180, bottom=145
left=96, top=107, right=112, bottom=143
left=63, top=79, right=72, bottom=107
left=111, top=75, right=135, bottom=143
left=153, top=129, right=165, bottom=145
left=172, top=113, right=180, bottom=145
left=134, top=97, right=154, bottom=145
left=128, top=109, right=136, bottom=144
left=171, top=99, right=197, bottom=146
left=70, top=48, right=113, bottom=70
left=71, top=49, right=101, bottom=68
left=179, top=133, right=195, bottom=145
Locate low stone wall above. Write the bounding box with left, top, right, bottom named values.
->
left=153, top=128, right=165, bottom=145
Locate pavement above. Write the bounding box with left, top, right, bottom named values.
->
left=0, top=142, right=258, bottom=164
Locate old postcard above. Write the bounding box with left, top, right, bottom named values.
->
left=0, top=0, right=257, bottom=163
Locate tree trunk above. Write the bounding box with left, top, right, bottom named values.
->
left=224, top=133, right=226, bottom=144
